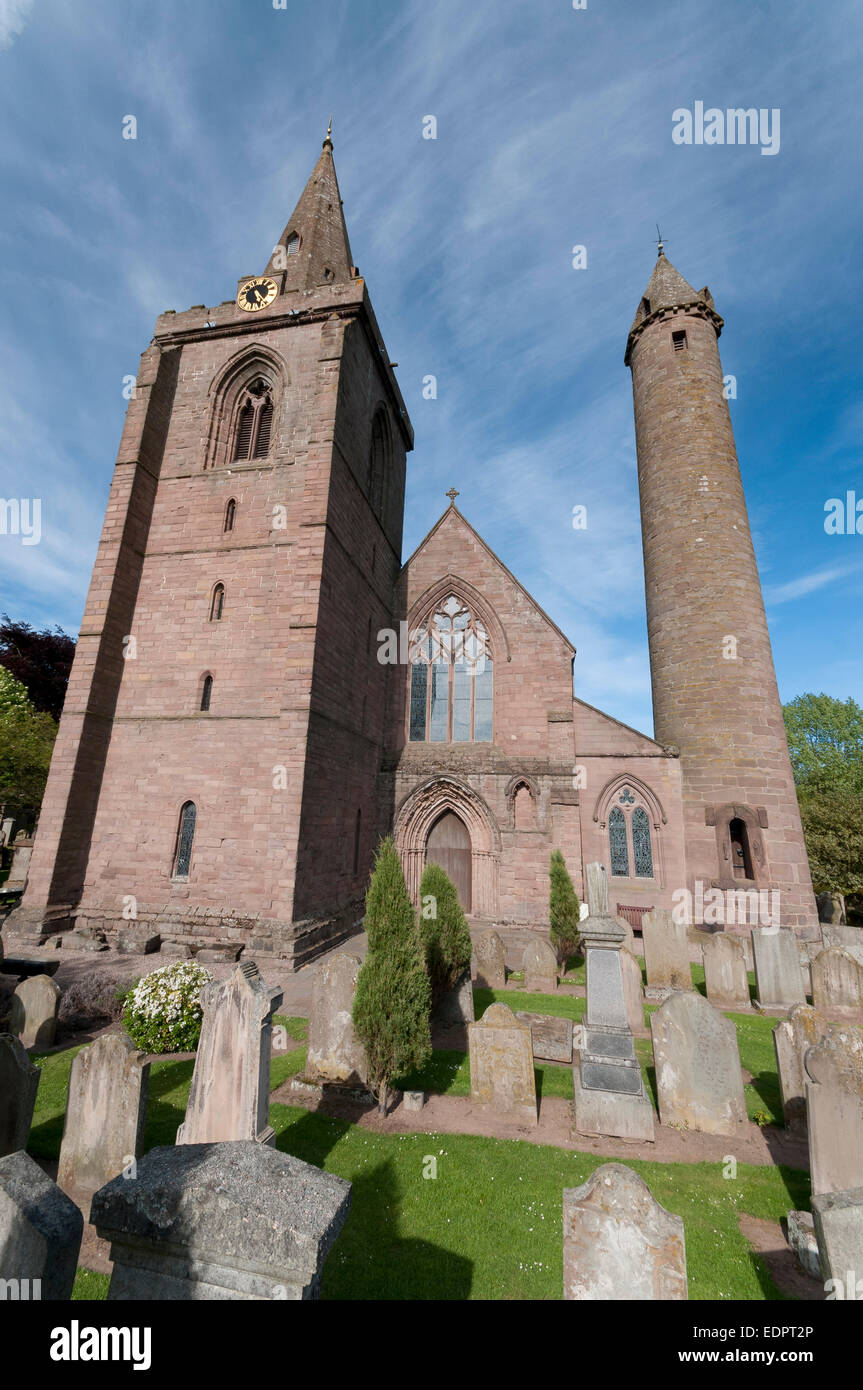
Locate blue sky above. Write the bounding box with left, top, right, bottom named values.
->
left=0, top=0, right=861, bottom=735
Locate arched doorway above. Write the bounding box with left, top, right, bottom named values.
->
left=426, top=811, right=472, bottom=911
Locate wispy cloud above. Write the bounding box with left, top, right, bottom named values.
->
left=764, top=565, right=856, bottom=607
left=0, top=0, right=33, bottom=52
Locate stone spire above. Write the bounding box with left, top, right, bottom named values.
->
left=265, top=125, right=356, bottom=290
left=625, top=250, right=720, bottom=363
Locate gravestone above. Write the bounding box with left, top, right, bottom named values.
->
left=9, top=974, right=61, bottom=1049
left=305, top=953, right=368, bottom=1086
left=804, top=1024, right=863, bottom=1196
left=751, top=928, right=806, bottom=1010
left=641, top=908, right=692, bottom=1001
left=0, top=1033, right=40, bottom=1158
left=620, top=946, right=644, bottom=1034
left=816, top=892, right=846, bottom=926
left=811, top=947, right=863, bottom=1017
left=651, top=991, right=746, bottom=1136
left=433, top=969, right=474, bottom=1028
left=91, top=1141, right=351, bottom=1300
left=515, top=1011, right=573, bottom=1063
left=58, top=1034, right=150, bottom=1215
left=562, top=1163, right=687, bottom=1300
left=473, top=930, right=506, bottom=989
left=822, top=924, right=863, bottom=969
left=468, top=1003, right=537, bottom=1126
left=4, top=833, right=34, bottom=891
left=772, top=1003, right=831, bottom=1129
left=176, top=961, right=283, bottom=1147
left=702, top=934, right=750, bottom=1011
left=0, top=1150, right=83, bottom=1300
left=811, top=1187, right=863, bottom=1292
left=522, top=938, right=558, bottom=993
left=573, top=863, right=654, bottom=1142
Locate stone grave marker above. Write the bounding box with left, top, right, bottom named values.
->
left=91, top=1141, right=351, bottom=1300
left=522, top=937, right=558, bottom=993
left=751, top=928, right=806, bottom=1010
left=641, top=908, right=692, bottom=1000
left=468, top=1002, right=537, bottom=1126
left=515, top=1011, right=573, bottom=1063
left=822, top=924, right=863, bottom=969
left=804, top=1024, right=863, bottom=1196
left=651, top=990, right=746, bottom=1136
left=58, top=1033, right=150, bottom=1215
left=473, top=929, right=506, bottom=989
left=9, top=974, right=61, bottom=1049
left=702, top=933, right=750, bottom=1011
left=305, top=953, right=368, bottom=1086
left=620, top=946, right=644, bottom=1034
left=811, top=1187, right=863, bottom=1293
left=176, top=960, right=283, bottom=1147
left=0, top=1033, right=41, bottom=1158
left=772, top=1003, right=830, bottom=1129
left=811, top=946, right=863, bottom=1017
left=433, top=969, right=474, bottom=1028
left=0, top=1150, right=83, bottom=1300
left=563, top=1163, right=687, bottom=1300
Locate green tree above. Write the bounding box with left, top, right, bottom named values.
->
left=419, top=860, right=473, bottom=1005
left=549, top=849, right=581, bottom=970
left=797, top=789, right=863, bottom=896
left=783, top=693, right=863, bottom=796
left=353, top=837, right=432, bottom=1113
left=0, top=667, right=57, bottom=826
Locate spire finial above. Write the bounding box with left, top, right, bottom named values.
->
left=323, top=116, right=333, bottom=150
left=656, top=223, right=665, bottom=258
left=446, top=487, right=460, bottom=507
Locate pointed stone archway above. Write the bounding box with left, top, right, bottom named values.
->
left=394, top=776, right=500, bottom=917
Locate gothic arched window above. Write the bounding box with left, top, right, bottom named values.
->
left=233, top=379, right=274, bottom=461
left=608, top=788, right=654, bottom=878
left=224, top=498, right=236, bottom=532
left=210, top=583, right=225, bottom=621
left=173, top=801, right=197, bottom=879
left=369, top=407, right=392, bottom=514
left=200, top=674, right=213, bottom=712
left=409, top=595, right=493, bottom=743
left=285, top=232, right=300, bottom=256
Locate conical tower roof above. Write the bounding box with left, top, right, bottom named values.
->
left=625, top=249, right=721, bottom=362
left=265, top=124, right=355, bottom=290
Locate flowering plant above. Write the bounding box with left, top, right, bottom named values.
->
left=121, top=961, right=212, bottom=1054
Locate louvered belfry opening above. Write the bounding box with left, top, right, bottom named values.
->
left=232, top=378, right=274, bottom=461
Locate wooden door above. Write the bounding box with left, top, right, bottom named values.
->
left=426, top=811, right=472, bottom=912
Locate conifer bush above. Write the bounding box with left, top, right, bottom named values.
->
left=549, top=849, right=581, bottom=970
left=419, top=860, right=473, bottom=1004
left=353, top=837, right=432, bottom=1112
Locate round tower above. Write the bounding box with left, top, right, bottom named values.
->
left=626, top=249, right=817, bottom=935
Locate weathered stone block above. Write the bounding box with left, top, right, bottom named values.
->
left=515, top=1011, right=573, bottom=1062
left=702, top=933, right=750, bottom=1011
left=473, top=930, right=505, bottom=989
left=0, top=1033, right=40, bottom=1158
left=804, top=1024, right=863, bottom=1196
left=117, top=926, right=161, bottom=955
left=522, top=937, right=557, bottom=993
left=811, top=1186, right=863, bottom=1292
left=433, top=969, right=474, bottom=1028
left=752, top=928, right=805, bottom=1010
left=563, top=1163, right=687, bottom=1300
left=58, top=1034, right=150, bottom=1215
left=0, top=1150, right=83, bottom=1300
left=651, top=990, right=746, bottom=1136
left=811, top=946, right=863, bottom=1017
left=305, top=952, right=367, bottom=1087
left=642, top=908, right=692, bottom=999
left=9, top=974, right=61, bottom=1049
left=773, top=1003, right=830, bottom=1129
left=468, top=1003, right=537, bottom=1126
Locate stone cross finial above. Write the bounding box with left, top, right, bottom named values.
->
left=446, top=487, right=459, bottom=506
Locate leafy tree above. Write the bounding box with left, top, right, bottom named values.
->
left=783, top=693, right=863, bottom=796
left=0, top=615, right=76, bottom=721
left=0, top=667, right=57, bottom=826
left=353, top=837, right=432, bottom=1113
left=419, top=860, right=473, bottom=1004
left=797, top=789, right=863, bottom=896
left=549, top=849, right=581, bottom=969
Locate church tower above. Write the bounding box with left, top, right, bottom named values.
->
left=9, top=130, right=412, bottom=965
left=626, top=247, right=817, bottom=934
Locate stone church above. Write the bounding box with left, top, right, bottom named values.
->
left=8, top=131, right=818, bottom=966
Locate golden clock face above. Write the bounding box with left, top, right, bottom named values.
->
left=237, top=277, right=278, bottom=312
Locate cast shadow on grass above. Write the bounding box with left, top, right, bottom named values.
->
left=142, top=1057, right=196, bottom=1148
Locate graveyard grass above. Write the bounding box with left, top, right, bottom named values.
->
left=30, top=980, right=809, bottom=1301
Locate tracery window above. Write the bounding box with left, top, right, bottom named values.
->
left=409, top=595, right=493, bottom=743
left=173, top=801, right=197, bottom=879
left=608, top=789, right=654, bottom=878
left=233, top=379, right=274, bottom=461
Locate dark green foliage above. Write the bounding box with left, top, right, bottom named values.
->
left=419, top=860, right=473, bottom=1004
left=798, top=789, right=863, bottom=895
left=549, top=849, right=581, bottom=968
left=353, top=838, right=432, bottom=1106
left=783, top=692, right=863, bottom=796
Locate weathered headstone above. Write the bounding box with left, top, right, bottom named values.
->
left=822, top=924, right=863, bottom=969
left=562, top=1163, right=687, bottom=1300
left=473, top=930, right=506, bottom=989
left=9, top=974, right=61, bottom=1049
left=621, top=946, right=644, bottom=1034
left=651, top=990, right=747, bottom=1136
left=811, top=947, right=863, bottom=1017
left=4, top=833, right=33, bottom=891
left=702, top=933, right=750, bottom=1011
left=773, top=1003, right=831, bottom=1129
left=816, top=892, right=846, bottom=926
left=752, top=928, right=806, bottom=1010
left=468, top=1002, right=537, bottom=1126
left=573, top=863, right=654, bottom=1142
left=91, top=1141, right=351, bottom=1300
left=176, top=960, right=283, bottom=1146
left=305, top=953, right=368, bottom=1086
left=0, top=1033, right=40, bottom=1158
left=804, top=1024, right=863, bottom=1196
left=433, top=969, right=474, bottom=1028
left=811, top=1187, right=863, bottom=1293
left=522, top=937, right=558, bottom=993
left=0, top=1150, right=83, bottom=1300
left=515, top=1011, right=573, bottom=1063
left=641, top=908, right=692, bottom=1001
left=58, top=1034, right=150, bottom=1215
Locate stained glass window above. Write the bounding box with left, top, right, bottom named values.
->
left=632, top=807, right=653, bottom=877
left=609, top=806, right=629, bottom=877
left=407, top=596, right=493, bottom=742
left=174, top=802, right=196, bottom=879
